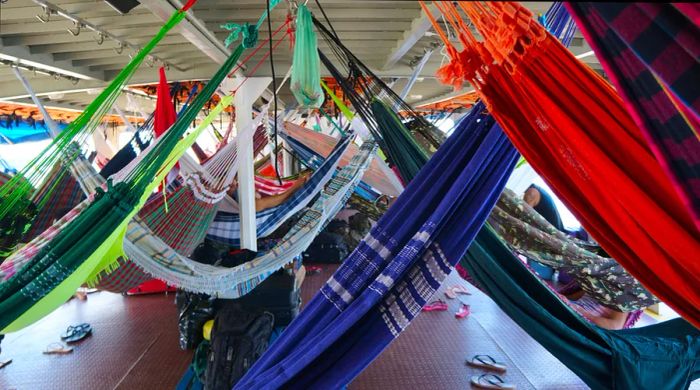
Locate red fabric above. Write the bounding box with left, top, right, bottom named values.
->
left=425, top=1, right=700, bottom=327
left=259, top=164, right=277, bottom=177
left=154, top=67, right=177, bottom=137
left=154, top=67, right=179, bottom=187
left=127, top=279, right=176, bottom=295
left=180, top=0, right=197, bottom=12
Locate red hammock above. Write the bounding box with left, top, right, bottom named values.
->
left=421, top=1, right=700, bottom=327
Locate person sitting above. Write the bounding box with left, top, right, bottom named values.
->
left=523, top=184, right=565, bottom=232
left=227, top=172, right=310, bottom=212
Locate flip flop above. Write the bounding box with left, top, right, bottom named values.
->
left=470, top=374, right=515, bottom=389
left=43, top=342, right=74, bottom=355
left=445, top=285, right=472, bottom=299
left=62, top=323, right=92, bottom=344
left=452, top=284, right=471, bottom=296
left=467, top=355, right=507, bottom=373
left=0, top=359, right=11, bottom=369
left=60, top=323, right=91, bottom=340
left=456, top=304, right=471, bottom=319
left=422, top=300, right=448, bottom=312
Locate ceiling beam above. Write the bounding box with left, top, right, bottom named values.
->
left=0, top=38, right=107, bottom=81
left=382, top=2, right=437, bottom=70
left=138, top=0, right=278, bottom=105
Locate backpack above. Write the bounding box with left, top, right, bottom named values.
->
left=232, top=268, right=302, bottom=327
left=302, top=232, right=349, bottom=264
left=204, top=304, right=274, bottom=390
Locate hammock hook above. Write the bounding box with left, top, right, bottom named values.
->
left=36, top=6, right=52, bottom=23
left=114, top=41, right=124, bottom=55
left=94, top=32, right=105, bottom=45
left=67, top=21, right=82, bottom=37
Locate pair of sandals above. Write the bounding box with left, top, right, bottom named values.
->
left=43, top=323, right=92, bottom=355
left=468, top=355, right=515, bottom=389
left=422, top=299, right=471, bottom=319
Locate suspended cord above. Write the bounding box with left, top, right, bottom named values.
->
left=267, top=0, right=282, bottom=185
left=314, top=0, right=339, bottom=41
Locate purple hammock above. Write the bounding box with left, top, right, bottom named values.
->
left=236, top=105, right=518, bottom=389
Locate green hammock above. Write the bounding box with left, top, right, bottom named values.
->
left=370, top=99, right=429, bottom=182
left=290, top=4, right=324, bottom=108
left=0, top=39, right=247, bottom=333
left=0, top=8, right=188, bottom=255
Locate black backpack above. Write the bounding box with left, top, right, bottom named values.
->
left=204, top=304, right=274, bottom=390
left=302, top=232, right=349, bottom=264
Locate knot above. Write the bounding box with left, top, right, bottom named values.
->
left=221, top=22, right=258, bottom=49
left=94, top=178, right=114, bottom=201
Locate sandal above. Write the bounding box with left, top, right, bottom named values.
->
left=43, top=342, right=73, bottom=355
left=445, top=285, right=472, bottom=299
left=456, top=304, right=471, bottom=319
left=467, top=354, right=507, bottom=373
left=61, top=323, right=92, bottom=344
left=470, top=374, right=515, bottom=389
left=422, top=300, right=448, bottom=312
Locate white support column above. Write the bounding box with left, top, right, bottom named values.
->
left=11, top=67, right=60, bottom=137
left=231, top=77, right=272, bottom=251
left=282, top=139, right=293, bottom=176
left=114, top=106, right=138, bottom=134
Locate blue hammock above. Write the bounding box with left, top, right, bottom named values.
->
left=236, top=105, right=518, bottom=389
left=279, top=130, right=380, bottom=201
left=206, top=135, right=352, bottom=246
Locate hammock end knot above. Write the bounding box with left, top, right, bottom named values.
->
left=221, top=22, right=258, bottom=49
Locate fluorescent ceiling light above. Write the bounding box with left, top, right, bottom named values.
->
left=0, top=53, right=93, bottom=80
left=575, top=50, right=595, bottom=60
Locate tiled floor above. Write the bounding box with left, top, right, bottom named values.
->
left=1, top=266, right=691, bottom=390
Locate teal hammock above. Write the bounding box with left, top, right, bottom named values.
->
left=464, top=227, right=700, bottom=390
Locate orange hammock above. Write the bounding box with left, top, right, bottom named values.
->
left=420, top=1, right=700, bottom=327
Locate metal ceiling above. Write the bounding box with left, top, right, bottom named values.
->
left=0, top=0, right=601, bottom=114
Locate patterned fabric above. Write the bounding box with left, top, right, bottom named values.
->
left=488, top=188, right=657, bottom=312
left=206, top=135, right=352, bottom=246
left=281, top=130, right=381, bottom=201
left=88, top=257, right=152, bottom=293
left=567, top=294, right=643, bottom=329
left=282, top=121, right=403, bottom=197
left=566, top=2, right=700, bottom=229
left=1, top=199, right=90, bottom=281
left=25, top=163, right=86, bottom=241
left=121, top=138, right=376, bottom=296
left=236, top=106, right=518, bottom=389
left=255, top=175, right=296, bottom=196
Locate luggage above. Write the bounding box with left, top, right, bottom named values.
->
left=204, top=303, right=274, bottom=390
left=176, top=291, right=215, bottom=350
left=229, top=268, right=302, bottom=327
left=302, top=231, right=349, bottom=264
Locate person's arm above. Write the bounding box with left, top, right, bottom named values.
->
left=254, top=173, right=310, bottom=211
